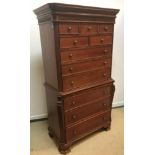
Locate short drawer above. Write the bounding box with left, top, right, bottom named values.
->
left=64, top=84, right=112, bottom=110
left=90, top=35, right=113, bottom=46
left=66, top=111, right=111, bottom=141
left=62, top=68, right=111, bottom=91
left=62, top=58, right=112, bottom=76
left=65, top=97, right=111, bottom=125
left=59, top=23, right=78, bottom=34
left=99, top=24, right=113, bottom=33
left=79, top=24, right=97, bottom=34
left=60, top=37, right=88, bottom=48
left=61, top=47, right=112, bottom=63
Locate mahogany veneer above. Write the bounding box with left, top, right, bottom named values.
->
left=34, top=3, right=119, bottom=153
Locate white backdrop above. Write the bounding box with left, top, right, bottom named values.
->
left=30, top=0, right=124, bottom=120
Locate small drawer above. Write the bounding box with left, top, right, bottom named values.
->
left=62, top=58, right=112, bottom=76
left=66, top=111, right=111, bottom=141
left=64, top=84, right=112, bottom=110
left=62, top=68, right=111, bottom=91
left=90, top=35, right=113, bottom=46
left=60, top=47, right=112, bottom=63
left=59, top=23, right=78, bottom=34
left=79, top=24, right=97, bottom=34
left=60, top=37, right=88, bottom=49
left=65, top=97, right=111, bottom=125
left=99, top=24, right=113, bottom=33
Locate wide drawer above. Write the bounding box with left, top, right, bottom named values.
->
left=60, top=37, right=88, bottom=48
left=59, top=23, right=79, bottom=34
left=66, top=111, right=111, bottom=142
left=99, top=24, right=113, bottom=33
left=79, top=23, right=98, bottom=35
left=65, top=97, right=111, bottom=125
left=64, top=84, right=112, bottom=110
left=62, top=57, right=112, bottom=76
left=90, top=35, right=113, bottom=46
left=61, top=46, right=112, bottom=63
left=63, top=68, right=111, bottom=91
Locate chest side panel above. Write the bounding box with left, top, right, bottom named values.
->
left=39, top=23, right=58, bottom=89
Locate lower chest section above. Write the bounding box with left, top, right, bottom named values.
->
left=62, top=82, right=113, bottom=142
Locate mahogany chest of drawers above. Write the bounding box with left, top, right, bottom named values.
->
left=34, top=3, right=119, bottom=153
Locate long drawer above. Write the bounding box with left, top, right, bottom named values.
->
left=64, top=84, right=112, bottom=110
left=62, top=57, right=111, bottom=76
left=62, top=68, right=111, bottom=91
left=60, top=46, right=112, bottom=63
left=65, top=97, right=111, bottom=125
left=66, top=111, right=111, bottom=142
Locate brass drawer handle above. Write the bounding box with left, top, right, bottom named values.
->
left=70, top=81, right=74, bottom=86
left=69, top=67, right=73, bottom=72
left=104, top=26, right=108, bottom=31
left=103, top=61, right=108, bottom=65
left=104, top=49, right=108, bottom=53
left=103, top=73, right=107, bottom=77
left=68, top=26, right=72, bottom=31
left=100, top=38, right=104, bottom=43
left=72, top=115, right=77, bottom=120
left=69, top=53, right=73, bottom=58
left=73, top=40, right=78, bottom=45
left=103, top=117, right=106, bottom=121
left=72, top=101, right=76, bottom=105
left=73, top=130, right=77, bottom=135
left=87, top=26, right=92, bottom=31
left=103, top=103, right=107, bottom=106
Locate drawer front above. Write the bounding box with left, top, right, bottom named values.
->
left=60, top=37, right=88, bottom=48
left=59, top=23, right=78, bottom=34
left=64, top=84, right=112, bottom=110
left=99, top=24, right=113, bottom=33
left=90, top=35, right=113, bottom=46
left=79, top=24, right=97, bottom=34
left=62, top=58, right=111, bottom=76
left=65, top=97, right=111, bottom=125
left=63, top=68, right=111, bottom=91
left=61, top=47, right=112, bottom=63
left=66, top=111, right=111, bottom=141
